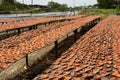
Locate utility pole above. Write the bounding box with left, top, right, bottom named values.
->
left=23, top=0, right=24, bottom=13
left=84, top=3, right=87, bottom=15
left=15, top=0, right=18, bottom=17
left=73, top=0, right=76, bottom=15
left=31, top=0, right=33, bottom=16
left=22, top=0, right=24, bottom=20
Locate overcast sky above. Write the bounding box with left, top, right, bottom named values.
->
left=16, top=0, right=97, bottom=7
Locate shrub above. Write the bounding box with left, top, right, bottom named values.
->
left=116, top=4, right=120, bottom=11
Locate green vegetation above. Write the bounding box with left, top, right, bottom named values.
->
left=5, top=0, right=15, bottom=4
left=0, top=0, right=69, bottom=14
left=30, top=1, right=69, bottom=13
left=96, top=0, right=120, bottom=16
left=81, top=9, right=116, bottom=19
left=0, top=1, right=31, bottom=14
left=116, top=4, right=120, bottom=11
left=0, top=1, right=16, bottom=11
left=27, top=9, right=46, bottom=14
left=97, top=0, right=113, bottom=9
left=78, top=0, right=120, bottom=18
left=97, top=0, right=120, bottom=9
left=48, top=1, right=68, bottom=12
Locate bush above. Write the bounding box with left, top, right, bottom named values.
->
left=116, top=4, right=120, bottom=11
left=0, top=1, right=31, bottom=11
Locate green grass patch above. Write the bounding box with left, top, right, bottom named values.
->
left=81, top=8, right=117, bottom=19
left=30, top=9, right=46, bottom=14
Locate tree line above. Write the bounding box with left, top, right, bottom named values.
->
left=47, top=1, right=68, bottom=12
left=0, top=0, right=30, bottom=12
left=97, top=0, right=120, bottom=9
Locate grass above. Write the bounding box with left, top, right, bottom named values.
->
left=27, top=9, right=46, bottom=14
left=81, top=8, right=117, bottom=19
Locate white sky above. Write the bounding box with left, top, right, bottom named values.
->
left=16, top=0, right=97, bottom=7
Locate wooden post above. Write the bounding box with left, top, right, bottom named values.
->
left=6, top=30, right=9, bottom=37
left=98, top=18, right=101, bottom=23
left=55, top=40, right=58, bottom=58
left=26, top=54, right=29, bottom=68
left=66, top=34, right=69, bottom=47
left=74, top=29, right=78, bottom=41
left=93, top=20, right=96, bottom=26
left=95, top=19, right=97, bottom=24
left=35, top=25, right=38, bottom=29
left=6, top=30, right=8, bottom=35
left=29, top=26, right=32, bottom=30
left=18, top=28, right=21, bottom=35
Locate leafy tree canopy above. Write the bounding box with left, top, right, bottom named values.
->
left=48, top=1, right=68, bottom=12
left=97, top=0, right=120, bottom=9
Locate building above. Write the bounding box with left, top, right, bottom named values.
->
left=31, top=5, right=50, bottom=12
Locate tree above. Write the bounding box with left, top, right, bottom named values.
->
left=97, top=0, right=120, bottom=9
left=58, top=4, right=68, bottom=11
left=97, top=0, right=113, bottom=9
left=48, top=1, right=68, bottom=12
left=0, top=0, right=30, bottom=12
left=116, top=4, right=120, bottom=11
left=2, top=0, right=15, bottom=4
left=112, top=0, right=120, bottom=5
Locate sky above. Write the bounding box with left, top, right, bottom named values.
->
left=16, top=0, right=97, bottom=7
